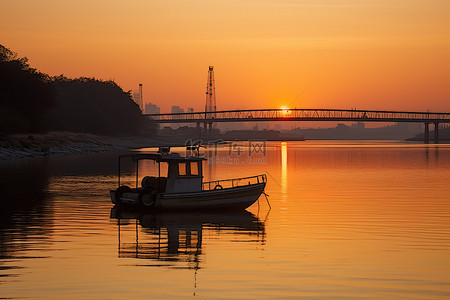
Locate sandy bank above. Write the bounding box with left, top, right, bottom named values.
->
left=0, top=132, right=165, bottom=160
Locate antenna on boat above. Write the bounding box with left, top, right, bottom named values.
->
left=185, top=139, right=206, bottom=157
left=186, top=145, right=201, bottom=156
left=158, top=146, right=170, bottom=155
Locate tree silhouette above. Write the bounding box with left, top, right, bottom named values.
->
left=0, top=44, right=55, bottom=133
left=1, top=44, right=155, bottom=136
left=49, top=76, right=152, bottom=136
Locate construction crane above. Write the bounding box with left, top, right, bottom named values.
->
left=204, top=66, right=216, bottom=132
left=205, top=66, right=216, bottom=113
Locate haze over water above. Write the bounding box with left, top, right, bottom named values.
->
left=1, top=141, right=449, bottom=299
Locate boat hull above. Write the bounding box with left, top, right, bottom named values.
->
left=110, top=183, right=266, bottom=210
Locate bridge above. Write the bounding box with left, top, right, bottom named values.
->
left=145, top=108, right=450, bottom=143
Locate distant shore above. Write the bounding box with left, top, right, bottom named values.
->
left=0, top=132, right=165, bottom=160
left=3, top=130, right=448, bottom=161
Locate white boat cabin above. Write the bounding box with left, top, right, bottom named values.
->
left=164, top=153, right=204, bottom=193
left=122, top=152, right=206, bottom=194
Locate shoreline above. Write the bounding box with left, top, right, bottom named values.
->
left=3, top=132, right=447, bottom=161
left=0, top=132, right=165, bottom=160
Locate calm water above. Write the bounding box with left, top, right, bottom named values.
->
left=1, top=141, right=449, bottom=299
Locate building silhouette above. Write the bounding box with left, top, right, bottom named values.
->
left=171, top=105, right=184, bottom=114
left=145, top=103, right=160, bottom=115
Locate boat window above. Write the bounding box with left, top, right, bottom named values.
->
left=190, top=162, right=199, bottom=176
left=178, top=162, right=187, bottom=176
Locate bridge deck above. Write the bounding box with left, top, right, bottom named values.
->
left=145, top=108, right=450, bottom=123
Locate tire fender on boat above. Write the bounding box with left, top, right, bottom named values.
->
left=115, top=185, right=132, bottom=205
left=214, top=184, right=223, bottom=190
left=138, top=187, right=157, bottom=208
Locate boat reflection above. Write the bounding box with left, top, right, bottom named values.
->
left=110, top=207, right=266, bottom=269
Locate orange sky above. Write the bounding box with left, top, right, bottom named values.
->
left=1, top=0, right=449, bottom=113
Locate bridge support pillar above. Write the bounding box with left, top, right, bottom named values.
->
left=424, top=122, right=429, bottom=144
left=203, top=122, right=213, bottom=137
left=434, top=122, right=439, bottom=144
left=202, top=122, right=213, bottom=137
left=196, top=122, right=201, bottom=139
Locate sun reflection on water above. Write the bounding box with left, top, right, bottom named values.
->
left=281, top=141, right=287, bottom=194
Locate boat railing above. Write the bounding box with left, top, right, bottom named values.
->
left=202, top=174, right=267, bottom=191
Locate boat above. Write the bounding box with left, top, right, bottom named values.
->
left=110, top=146, right=267, bottom=210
